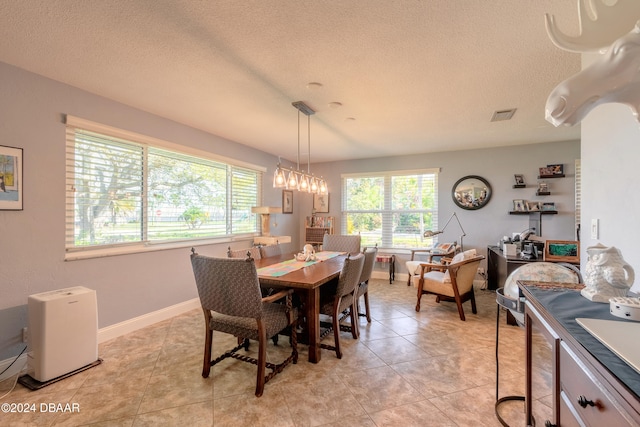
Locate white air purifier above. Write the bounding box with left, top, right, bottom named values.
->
left=27, top=286, right=98, bottom=382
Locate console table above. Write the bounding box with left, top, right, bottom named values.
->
left=519, top=282, right=640, bottom=426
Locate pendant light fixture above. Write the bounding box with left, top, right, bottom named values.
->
left=273, top=101, right=327, bottom=195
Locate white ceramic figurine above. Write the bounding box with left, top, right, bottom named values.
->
left=581, top=243, right=635, bottom=303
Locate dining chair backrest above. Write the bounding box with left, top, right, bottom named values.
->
left=359, top=246, right=378, bottom=285
left=335, top=253, right=365, bottom=300
left=191, top=254, right=263, bottom=319
left=260, top=244, right=282, bottom=258
left=228, top=246, right=261, bottom=260
left=323, top=234, right=361, bottom=254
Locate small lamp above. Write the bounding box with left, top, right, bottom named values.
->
left=251, top=206, right=282, bottom=236
left=424, top=212, right=466, bottom=251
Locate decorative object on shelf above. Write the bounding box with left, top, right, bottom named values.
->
left=581, top=243, right=635, bottom=303
left=544, top=240, right=580, bottom=263
left=313, top=193, right=329, bottom=213
left=452, top=175, right=491, bottom=210
left=273, top=101, right=327, bottom=195
left=541, top=202, right=556, bottom=211
left=251, top=206, right=282, bottom=236
left=423, top=212, right=466, bottom=251
left=537, top=181, right=549, bottom=196
left=538, top=164, right=565, bottom=178
left=0, top=144, right=23, bottom=211
left=514, top=174, right=525, bottom=188
left=513, top=199, right=526, bottom=212
left=545, top=0, right=640, bottom=127
left=282, top=190, right=293, bottom=214
left=526, top=201, right=540, bottom=212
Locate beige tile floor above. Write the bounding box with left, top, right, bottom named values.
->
left=0, top=279, right=553, bottom=426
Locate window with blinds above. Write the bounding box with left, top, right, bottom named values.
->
left=341, top=169, right=439, bottom=248
left=65, top=119, right=262, bottom=253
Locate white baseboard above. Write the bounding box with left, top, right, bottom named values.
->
left=0, top=298, right=200, bottom=382
left=98, top=298, right=200, bottom=343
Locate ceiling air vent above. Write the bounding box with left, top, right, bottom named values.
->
left=491, top=108, right=517, bottom=122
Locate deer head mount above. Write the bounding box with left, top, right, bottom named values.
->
left=545, top=0, right=640, bottom=127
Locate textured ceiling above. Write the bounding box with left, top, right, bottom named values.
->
left=0, top=0, right=584, bottom=163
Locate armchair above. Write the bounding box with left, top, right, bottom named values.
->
left=405, top=242, right=458, bottom=286
left=414, top=250, right=484, bottom=321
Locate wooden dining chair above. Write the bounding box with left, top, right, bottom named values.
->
left=356, top=246, right=378, bottom=323
left=190, top=249, right=297, bottom=397
left=414, top=251, right=485, bottom=321
left=322, top=234, right=361, bottom=254
left=259, top=243, right=282, bottom=258
left=319, top=253, right=364, bottom=358
left=227, top=246, right=261, bottom=259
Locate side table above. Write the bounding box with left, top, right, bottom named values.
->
left=376, top=254, right=395, bottom=284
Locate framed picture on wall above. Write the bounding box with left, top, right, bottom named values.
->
left=313, top=193, right=329, bottom=213
left=282, top=190, right=293, bottom=214
left=0, top=145, right=23, bottom=210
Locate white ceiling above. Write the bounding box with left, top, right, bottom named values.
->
left=0, top=1, right=584, bottom=163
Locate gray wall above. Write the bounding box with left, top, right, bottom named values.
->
left=0, top=62, right=298, bottom=361
left=297, top=141, right=580, bottom=275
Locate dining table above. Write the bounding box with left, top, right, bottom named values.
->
left=255, top=251, right=347, bottom=363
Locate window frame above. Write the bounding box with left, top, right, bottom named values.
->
left=65, top=115, right=265, bottom=260
left=341, top=169, right=440, bottom=249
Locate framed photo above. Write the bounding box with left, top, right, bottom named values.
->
left=282, top=190, right=293, bottom=214
left=313, top=193, right=329, bottom=213
left=526, top=201, right=541, bottom=211
left=514, top=174, right=525, bottom=185
left=513, top=199, right=526, bottom=211
left=544, top=240, right=579, bottom=263
left=547, top=164, right=564, bottom=175
left=542, top=202, right=556, bottom=211
left=0, top=145, right=23, bottom=210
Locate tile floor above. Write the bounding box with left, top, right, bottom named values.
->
left=0, top=279, right=552, bottom=426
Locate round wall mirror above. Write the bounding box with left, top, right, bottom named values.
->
left=452, top=175, right=492, bottom=210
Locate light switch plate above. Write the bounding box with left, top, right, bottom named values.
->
left=591, top=218, right=599, bottom=239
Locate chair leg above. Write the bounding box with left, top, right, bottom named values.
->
left=202, top=325, right=213, bottom=378
left=363, top=291, right=371, bottom=323
left=255, top=325, right=267, bottom=397
left=332, top=313, right=342, bottom=359
left=470, top=289, right=477, bottom=314
left=455, top=297, right=466, bottom=321
left=202, top=309, right=213, bottom=378
left=349, top=303, right=359, bottom=339
left=416, top=282, right=423, bottom=312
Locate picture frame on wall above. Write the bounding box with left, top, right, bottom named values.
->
left=282, top=190, right=293, bottom=214
left=514, top=174, right=525, bottom=185
left=313, top=193, right=329, bottom=213
left=513, top=199, right=526, bottom=212
left=0, top=145, right=23, bottom=211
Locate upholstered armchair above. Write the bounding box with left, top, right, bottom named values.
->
left=414, top=249, right=484, bottom=321
left=190, top=249, right=297, bottom=397
left=405, top=242, right=458, bottom=286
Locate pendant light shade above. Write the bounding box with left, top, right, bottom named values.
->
left=273, top=101, right=328, bottom=195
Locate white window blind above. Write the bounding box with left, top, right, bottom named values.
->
left=65, top=120, right=262, bottom=253
left=342, top=169, right=439, bottom=248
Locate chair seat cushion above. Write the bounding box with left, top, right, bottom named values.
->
left=420, top=271, right=457, bottom=297
left=210, top=302, right=296, bottom=340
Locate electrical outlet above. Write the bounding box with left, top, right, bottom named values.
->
left=22, top=327, right=28, bottom=343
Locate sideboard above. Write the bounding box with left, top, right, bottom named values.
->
left=520, top=282, right=640, bottom=426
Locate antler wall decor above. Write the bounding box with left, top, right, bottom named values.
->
left=544, top=0, right=640, bottom=127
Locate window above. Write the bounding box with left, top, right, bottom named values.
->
left=65, top=116, right=262, bottom=256
left=342, top=169, right=439, bottom=248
